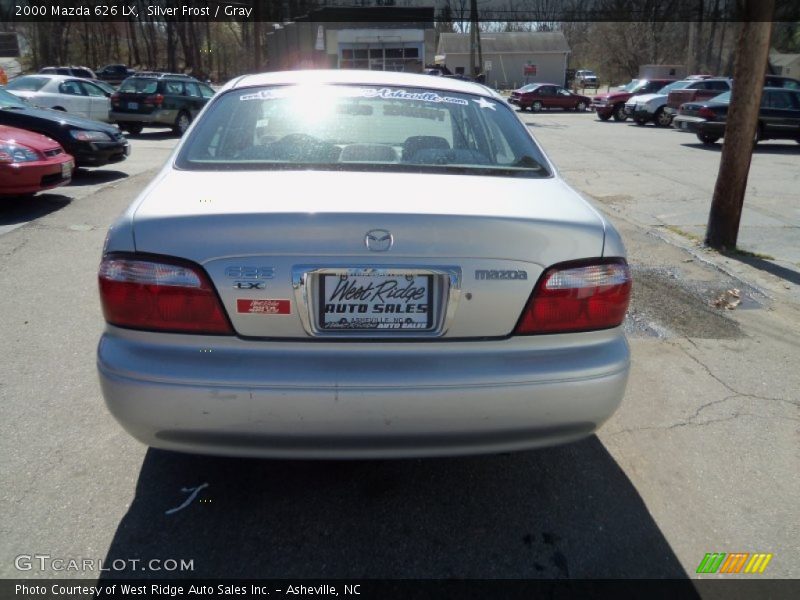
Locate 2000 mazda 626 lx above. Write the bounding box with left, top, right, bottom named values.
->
left=97, top=70, right=632, bottom=459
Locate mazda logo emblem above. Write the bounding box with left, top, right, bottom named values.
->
left=365, top=229, right=393, bottom=252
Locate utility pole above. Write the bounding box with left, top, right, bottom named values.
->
left=705, top=1, right=774, bottom=251
left=686, top=21, right=697, bottom=74
left=253, top=0, right=263, bottom=72
left=469, top=0, right=481, bottom=79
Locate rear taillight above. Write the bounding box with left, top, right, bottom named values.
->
left=698, top=107, right=716, bottom=120
left=144, top=93, right=164, bottom=107
left=110, top=92, right=119, bottom=106
left=514, top=259, right=632, bottom=335
left=98, top=255, right=233, bottom=334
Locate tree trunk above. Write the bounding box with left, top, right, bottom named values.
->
left=705, top=6, right=774, bottom=251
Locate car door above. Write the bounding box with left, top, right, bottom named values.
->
left=760, top=90, right=800, bottom=138
left=537, top=85, right=556, bottom=108
left=183, top=82, right=204, bottom=118
left=79, top=81, right=111, bottom=122
left=199, top=83, right=216, bottom=102
left=555, top=87, right=575, bottom=109
left=56, top=80, right=90, bottom=117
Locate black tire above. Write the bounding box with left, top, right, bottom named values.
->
left=124, top=123, right=143, bottom=135
left=531, top=100, right=543, bottom=112
left=173, top=111, right=191, bottom=135
left=654, top=107, right=672, bottom=128
left=575, top=101, right=587, bottom=112
left=613, top=104, right=628, bottom=121
left=697, top=132, right=720, bottom=145
left=598, top=112, right=612, bottom=121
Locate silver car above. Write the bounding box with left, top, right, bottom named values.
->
left=97, top=70, right=631, bottom=459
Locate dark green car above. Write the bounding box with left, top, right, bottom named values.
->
left=109, top=73, right=215, bottom=135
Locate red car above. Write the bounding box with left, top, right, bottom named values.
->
left=509, top=83, right=591, bottom=112
left=0, top=125, right=74, bottom=197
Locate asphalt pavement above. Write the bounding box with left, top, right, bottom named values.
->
left=0, top=117, right=798, bottom=583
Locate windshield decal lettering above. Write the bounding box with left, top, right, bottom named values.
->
left=239, top=86, right=468, bottom=106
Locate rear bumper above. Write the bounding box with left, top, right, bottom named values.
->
left=672, top=115, right=704, bottom=133
left=110, top=109, right=179, bottom=127
left=97, top=326, right=630, bottom=459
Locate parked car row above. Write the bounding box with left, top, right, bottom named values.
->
left=584, top=74, right=800, bottom=147
left=672, top=87, right=800, bottom=146
left=3, top=72, right=215, bottom=135
left=0, top=86, right=129, bottom=197
left=626, top=78, right=732, bottom=127
left=591, top=78, right=675, bottom=121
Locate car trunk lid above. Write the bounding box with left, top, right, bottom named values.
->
left=130, top=170, right=607, bottom=338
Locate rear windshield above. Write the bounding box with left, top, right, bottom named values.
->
left=176, top=84, right=551, bottom=177
left=118, top=78, right=158, bottom=94
left=6, top=76, right=49, bottom=92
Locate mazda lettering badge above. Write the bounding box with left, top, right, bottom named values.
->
left=365, top=229, right=393, bottom=252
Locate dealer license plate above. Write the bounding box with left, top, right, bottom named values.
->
left=318, top=272, right=434, bottom=331
left=61, top=161, right=73, bottom=179
left=128, top=102, right=138, bottom=110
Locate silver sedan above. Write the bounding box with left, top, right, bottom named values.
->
left=97, top=70, right=631, bottom=459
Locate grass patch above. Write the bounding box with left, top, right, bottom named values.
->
left=722, top=247, right=775, bottom=261
left=662, top=226, right=776, bottom=260
left=663, top=225, right=703, bottom=243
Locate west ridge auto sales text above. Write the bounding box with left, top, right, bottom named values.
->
left=15, top=583, right=357, bottom=596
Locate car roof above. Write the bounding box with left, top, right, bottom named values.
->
left=130, top=72, right=198, bottom=80
left=224, top=69, right=497, bottom=98
left=17, top=74, right=98, bottom=84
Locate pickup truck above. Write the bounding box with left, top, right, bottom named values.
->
left=591, top=78, right=674, bottom=121
left=665, top=78, right=731, bottom=115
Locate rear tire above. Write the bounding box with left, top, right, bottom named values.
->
left=575, top=101, right=587, bottom=112
left=697, top=132, right=720, bottom=145
left=531, top=101, right=543, bottom=112
left=173, top=111, right=191, bottom=135
left=124, top=123, right=143, bottom=135
left=613, top=104, right=628, bottom=121
left=598, top=112, right=612, bottom=121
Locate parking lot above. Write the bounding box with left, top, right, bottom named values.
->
left=1, top=113, right=798, bottom=581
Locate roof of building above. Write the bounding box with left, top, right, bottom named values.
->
left=769, top=52, right=800, bottom=68
left=437, top=32, right=571, bottom=55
